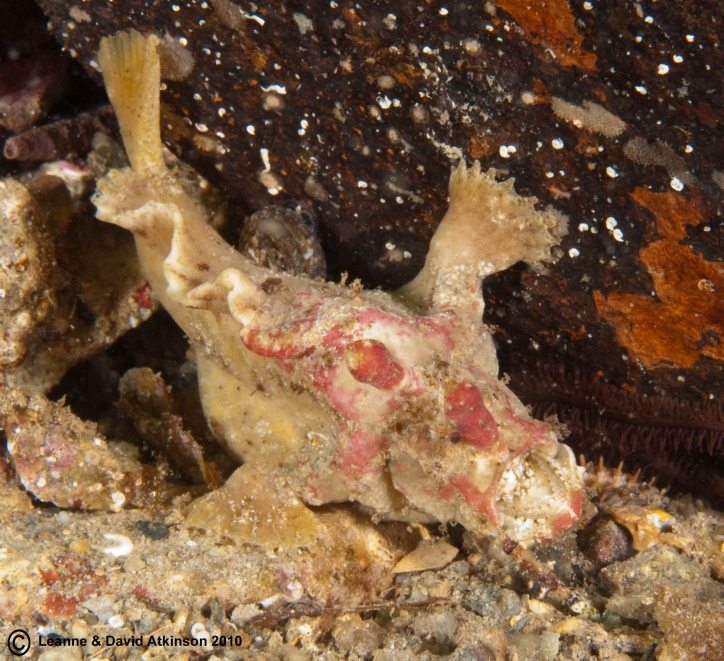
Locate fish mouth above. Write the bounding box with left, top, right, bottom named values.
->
left=493, top=443, right=584, bottom=543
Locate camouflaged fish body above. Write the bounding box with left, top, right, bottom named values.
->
left=93, top=30, right=583, bottom=545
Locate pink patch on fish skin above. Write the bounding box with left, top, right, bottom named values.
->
left=450, top=473, right=499, bottom=526
left=240, top=318, right=316, bottom=358
left=292, top=290, right=312, bottom=310
left=311, top=364, right=365, bottom=421
left=274, top=358, right=294, bottom=373
left=550, top=490, right=583, bottom=534
left=335, top=428, right=388, bottom=478
left=445, top=382, right=499, bottom=449
left=321, top=326, right=348, bottom=352
left=422, top=483, right=457, bottom=501
left=414, top=315, right=455, bottom=351
left=303, top=471, right=331, bottom=503
left=345, top=339, right=404, bottom=390
left=355, top=308, right=415, bottom=337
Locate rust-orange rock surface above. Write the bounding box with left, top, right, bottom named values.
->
left=492, top=0, right=597, bottom=70
left=594, top=188, right=724, bottom=369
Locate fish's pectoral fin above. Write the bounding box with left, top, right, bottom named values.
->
left=184, top=463, right=322, bottom=548
left=396, top=160, right=568, bottom=313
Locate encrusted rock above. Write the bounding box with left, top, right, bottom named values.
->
left=0, top=178, right=58, bottom=367
left=0, top=387, right=169, bottom=510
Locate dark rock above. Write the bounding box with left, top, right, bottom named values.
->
left=578, top=515, right=634, bottom=573
left=136, top=520, right=170, bottom=540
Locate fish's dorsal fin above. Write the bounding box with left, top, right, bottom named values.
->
left=98, top=30, right=165, bottom=175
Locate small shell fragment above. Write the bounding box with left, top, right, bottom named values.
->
left=611, top=506, right=675, bottom=551
left=392, top=541, right=459, bottom=574
left=102, top=533, right=134, bottom=557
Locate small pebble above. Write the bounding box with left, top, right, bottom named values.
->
left=332, top=613, right=384, bottom=657
left=579, top=516, right=633, bottom=570
left=412, top=611, right=458, bottom=644
left=230, top=603, right=264, bottom=625
left=81, top=594, right=118, bottom=622
left=123, top=554, right=147, bottom=572
left=393, top=540, right=459, bottom=573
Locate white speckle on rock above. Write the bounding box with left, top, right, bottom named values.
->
left=377, top=74, right=396, bottom=90
left=259, top=171, right=282, bottom=195
left=569, top=247, right=580, bottom=257
left=293, top=12, right=314, bottom=35
left=670, top=177, right=684, bottom=191
left=245, top=13, right=265, bottom=25
left=657, top=63, right=669, bottom=75
left=69, top=6, right=91, bottom=22
left=260, top=148, right=271, bottom=172
left=606, top=166, right=618, bottom=178
left=463, top=38, right=482, bottom=54
left=260, top=84, right=287, bottom=94
left=552, top=138, right=564, bottom=149
left=377, top=96, right=392, bottom=110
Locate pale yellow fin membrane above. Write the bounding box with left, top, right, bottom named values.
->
left=397, top=160, right=569, bottom=310
left=98, top=30, right=165, bottom=174
left=443, top=160, right=569, bottom=269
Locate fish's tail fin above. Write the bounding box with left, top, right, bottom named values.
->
left=98, top=30, right=165, bottom=175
